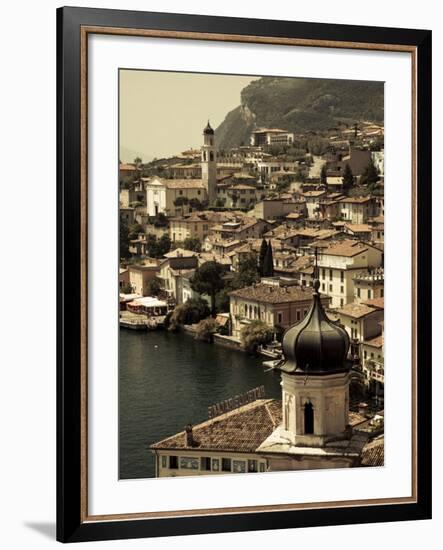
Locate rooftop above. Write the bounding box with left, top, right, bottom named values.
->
left=144, top=177, right=206, bottom=189
left=364, top=334, right=384, bottom=349
left=163, top=248, right=198, bottom=259
left=340, top=196, right=372, bottom=204
left=229, top=283, right=321, bottom=304
left=119, top=163, right=137, bottom=171
left=361, top=435, right=384, bottom=467
left=165, top=179, right=206, bottom=189
left=337, top=302, right=377, bottom=319
left=320, top=239, right=370, bottom=258
left=345, top=223, right=372, bottom=233
left=151, top=399, right=282, bottom=453
left=362, top=297, right=384, bottom=310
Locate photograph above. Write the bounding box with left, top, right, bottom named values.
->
left=118, top=69, right=385, bottom=480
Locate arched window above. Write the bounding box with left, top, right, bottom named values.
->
left=304, top=402, right=314, bottom=434
left=203, top=151, right=207, bottom=162
left=209, top=151, right=214, bottom=161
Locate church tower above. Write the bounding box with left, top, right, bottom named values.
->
left=201, top=121, right=217, bottom=206
left=278, top=275, right=351, bottom=448
left=257, top=262, right=366, bottom=470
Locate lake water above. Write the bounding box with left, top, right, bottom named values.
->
left=119, top=329, right=282, bottom=479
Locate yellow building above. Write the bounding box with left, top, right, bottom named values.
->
left=229, top=282, right=330, bottom=339
left=127, top=262, right=160, bottom=296
left=169, top=211, right=239, bottom=243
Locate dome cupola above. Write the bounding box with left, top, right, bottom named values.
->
left=281, top=277, right=350, bottom=375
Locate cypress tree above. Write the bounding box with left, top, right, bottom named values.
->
left=320, top=163, right=328, bottom=186
left=342, top=163, right=354, bottom=190
left=263, top=240, right=274, bottom=277
left=258, top=238, right=268, bottom=276
left=360, top=158, right=379, bottom=186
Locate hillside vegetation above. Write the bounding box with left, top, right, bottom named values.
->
left=215, top=77, right=384, bottom=149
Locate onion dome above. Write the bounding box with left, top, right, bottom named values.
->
left=281, top=278, right=350, bottom=374
left=203, top=120, right=214, bottom=135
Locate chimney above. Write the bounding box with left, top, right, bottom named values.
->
left=184, top=424, right=194, bottom=447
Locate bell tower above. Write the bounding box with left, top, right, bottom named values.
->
left=257, top=255, right=365, bottom=469
left=279, top=274, right=351, bottom=447
left=201, top=120, right=217, bottom=206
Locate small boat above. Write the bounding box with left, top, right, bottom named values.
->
left=262, top=359, right=283, bottom=371
left=258, top=344, right=282, bottom=359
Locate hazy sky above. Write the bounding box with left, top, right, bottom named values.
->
left=119, top=70, right=257, bottom=162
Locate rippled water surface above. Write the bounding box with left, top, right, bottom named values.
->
left=119, top=329, right=282, bottom=479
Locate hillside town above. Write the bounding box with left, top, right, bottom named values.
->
left=119, top=117, right=385, bottom=477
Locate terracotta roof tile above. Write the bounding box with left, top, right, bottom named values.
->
left=361, top=436, right=384, bottom=466
left=362, top=297, right=384, bottom=310
left=150, top=399, right=282, bottom=452
left=364, top=335, right=384, bottom=348
left=337, top=302, right=377, bottom=319
left=320, top=239, right=369, bottom=257
left=164, top=179, right=206, bottom=189
left=229, top=283, right=322, bottom=304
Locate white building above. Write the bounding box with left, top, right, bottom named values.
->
left=144, top=122, right=218, bottom=216
left=339, top=196, right=376, bottom=224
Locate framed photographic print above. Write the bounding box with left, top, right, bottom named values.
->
left=57, top=6, right=432, bottom=543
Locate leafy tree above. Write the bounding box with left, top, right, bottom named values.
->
left=262, top=241, right=274, bottom=277
left=183, top=237, right=202, bottom=252
left=360, top=158, right=379, bottom=186
left=128, top=223, right=144, bottom=239
left=275, top=178, right=291, bottom=194
left=190, top=261, right=225, bottom=316
left=194, top=318, right=219, bottom=342
left=189, top=198, right=204, bottom=211
left=307, top=137, right=329, bottom=156
left=153, top=212, right=168, bottom=227
left=215, top=288, right=230, bottom=313
left=146, top=233, right=171, bottom=258
left=173, top=196, right=189, bottom=215
left=146, top=233, right=158, bottom=256
left=240, top=320, right=273, bottom=353
left=258, top=238, right=268, bottom=276
left=158, top=234, right=171, bottom=256
left=294, top=167, right=308, bottom=183
left=342, top=163, right=354, bottom=190
left=215, top=197, right=227, bottom=208
left=147, top=278, right=161, bottom=296
left=134, top=156, right=142, bottom=165
left=121, top=282, right=133, bottom=294
left=120, top=216, right=131, bottom=259
left=232, top=252, right=260, bottom=289
left=167, top=297, right=211, bottom=331
left=320, top=163, right=328, bottom=185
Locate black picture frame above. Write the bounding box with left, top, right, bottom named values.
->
left=57, top=6, right=432, bottom=543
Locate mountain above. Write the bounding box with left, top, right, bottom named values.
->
left=215, top=77, right=384, bottom=149
left=119, top=146, right=153, bottom=164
